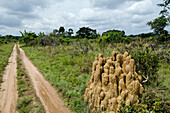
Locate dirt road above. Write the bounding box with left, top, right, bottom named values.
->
left=18, top=46, right=71, bottom=113
left=0, top=44, right=18, bottom=113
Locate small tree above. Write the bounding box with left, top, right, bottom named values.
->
left=76, top=27, right=97, bottom=39
left=68, top=28, right=74, bottom=36
left=59, top=26, right=65, bottom=34
left=147, top=0, right=169, bottom=35
left=147, top=16, right=168, bottom=34
left=98, top=35, right=109, bottom=53
left=53, top=29, right=58, bottom=34
left=19, top=30, right=38, bottom=46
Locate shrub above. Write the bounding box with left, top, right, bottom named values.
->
left=132, top=47, right=159, bottom=80
left=123, top=36, right=131, bottom=43
left=59, top=37, right=71, bottom=45
left=118, top=101, right=133, bottom=113
left=107, top=32, right=123, bottom=43
left=97, top=35, right=109, bottom=53
left=135, top=92, right=168, bottom=113
left=157, top=34, right=170, bottom=42
left=118, top=92, right=168, bottom=113
left=118, top=45, right=160, bottom=84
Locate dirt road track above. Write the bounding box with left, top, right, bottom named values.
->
left=0, top=44, right=18, bottom=113
left=18, top=46, right=71, bottom=113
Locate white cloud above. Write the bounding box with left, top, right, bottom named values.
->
left=126, top=0, right=154, bottom=15
left=91, top=0, right=143, bottom=9
left=0, top=0, right=169, bottom=36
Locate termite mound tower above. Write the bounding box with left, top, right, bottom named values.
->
left=84, top=51, right=144, bottom=112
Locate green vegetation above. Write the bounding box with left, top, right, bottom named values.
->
left=21, top=35, right=169, bottom=112
left=0, top=1, right=168, bottom=112
left=0, top=43, right=14, bottom=84
left=18, top=28, right=135, bottom=47
left=118, top=42, right=160, bottom=83
left=118, top=93, right=167, bottom=113
left=147, top=0, right=169, bottom=35
left=22, top=45, right=93, bottom=112
left=16, top=48, right=45, bottom=113
left=76, top=27, right=99, bottom=39
left=0, top=35, right=18, bottom=45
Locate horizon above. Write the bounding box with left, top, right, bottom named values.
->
left=0, top=0, right=170, bottom=36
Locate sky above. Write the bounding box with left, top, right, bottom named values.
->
left=0, top=0, right=169, bottom=36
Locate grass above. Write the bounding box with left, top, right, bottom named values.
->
left=16, top=48, right=45, bottom=113
left=21, top=39, right=170, bottom=112
left=158, top=63, right=170, bottom=88
left=157, top=62, right=170, bottom=100
left=0, top=43, right=14, bottom=84
left=22, top=45, right=98, bottom=112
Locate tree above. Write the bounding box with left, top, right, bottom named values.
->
left=38, top=32, right=45, bottom=37
left=102, top=29, right=125, bottom=37
left=4, top=35, right=15, bottom=42
left=147, top=16, right=168, bottom=34
left=98, top=35, right=109, bottom=53
left=53, top=29, right=58, bottom=34
left=68, top=28, right=74, bottom=36
left=19, top=30, right=38, bottom=46
left=102, top=29, right=124, bottom=43
left=59, top=26, right=65, bottom=34
left=76, top=27, right=97, bottom=39
left=147, top=0, right=169, bottom=35
left=158, top=0, right=170, bottom=16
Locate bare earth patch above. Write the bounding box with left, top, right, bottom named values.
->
left=18, top=46, right=71, bottom=113
left=0, top=44, right=18, bottom=113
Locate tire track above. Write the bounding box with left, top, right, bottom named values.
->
left=0, top=44, right=18, bottom=113
left=18, top=46, right=71, bottom=113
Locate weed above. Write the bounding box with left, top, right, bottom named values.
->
left=16, top=97, right=32, bottom=109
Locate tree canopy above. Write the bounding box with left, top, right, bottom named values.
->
left=102, top=29, right=125, bottom=43
left=59, top=26, right=65, bottom=34
left=102, top=29, right=125, bottom=37
left=76, top=27, right=98, bottom=39
left=147, top=0, right=169, bottom=35
left=68, top=28, right=74, bottom=36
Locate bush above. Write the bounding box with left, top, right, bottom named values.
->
left=107, top=32, right=123, bottom=43
left=157, top=34, right=170, bottom=42
left=59, top=37, right=71, bottom=45
left=118, top=92, right=168, bottom=113
left=136, top=92, right=168, bottom=113
left=132, top=47, right=159, bottom=80
left=123, top=36, right=131, bottom=43
left=97, top=36, right=109, bottom=53
left=118, top=45, right=160, bottom=83
left=118, top=101, right=133, bottom=113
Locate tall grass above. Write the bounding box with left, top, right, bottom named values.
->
left=22, top=39, right=170, bottom=112
left=22, top=45, right=95, bottom=112
left=0, top=43, right=14, bottom=84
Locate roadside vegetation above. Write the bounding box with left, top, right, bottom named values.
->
left=0, top=0, right=169, bottom=112
left=19, top=1, right=169, bottom=111
left=22, top=35, right=169, bottom=112
left=22, top=45, right=91, bottom=112
left=0, top=43, right=14, bottom=84
left=16, top=47, right=45, bottom=113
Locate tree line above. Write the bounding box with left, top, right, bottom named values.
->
left=0, top=0, right=169, bottom=46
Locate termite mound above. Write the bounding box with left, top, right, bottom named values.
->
left=84, top=51, right=144, bottom=112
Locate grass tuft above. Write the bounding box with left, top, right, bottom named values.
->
left=16, top=47, right=45, bottom=113
left=0, top=43, right=14, bottom=84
